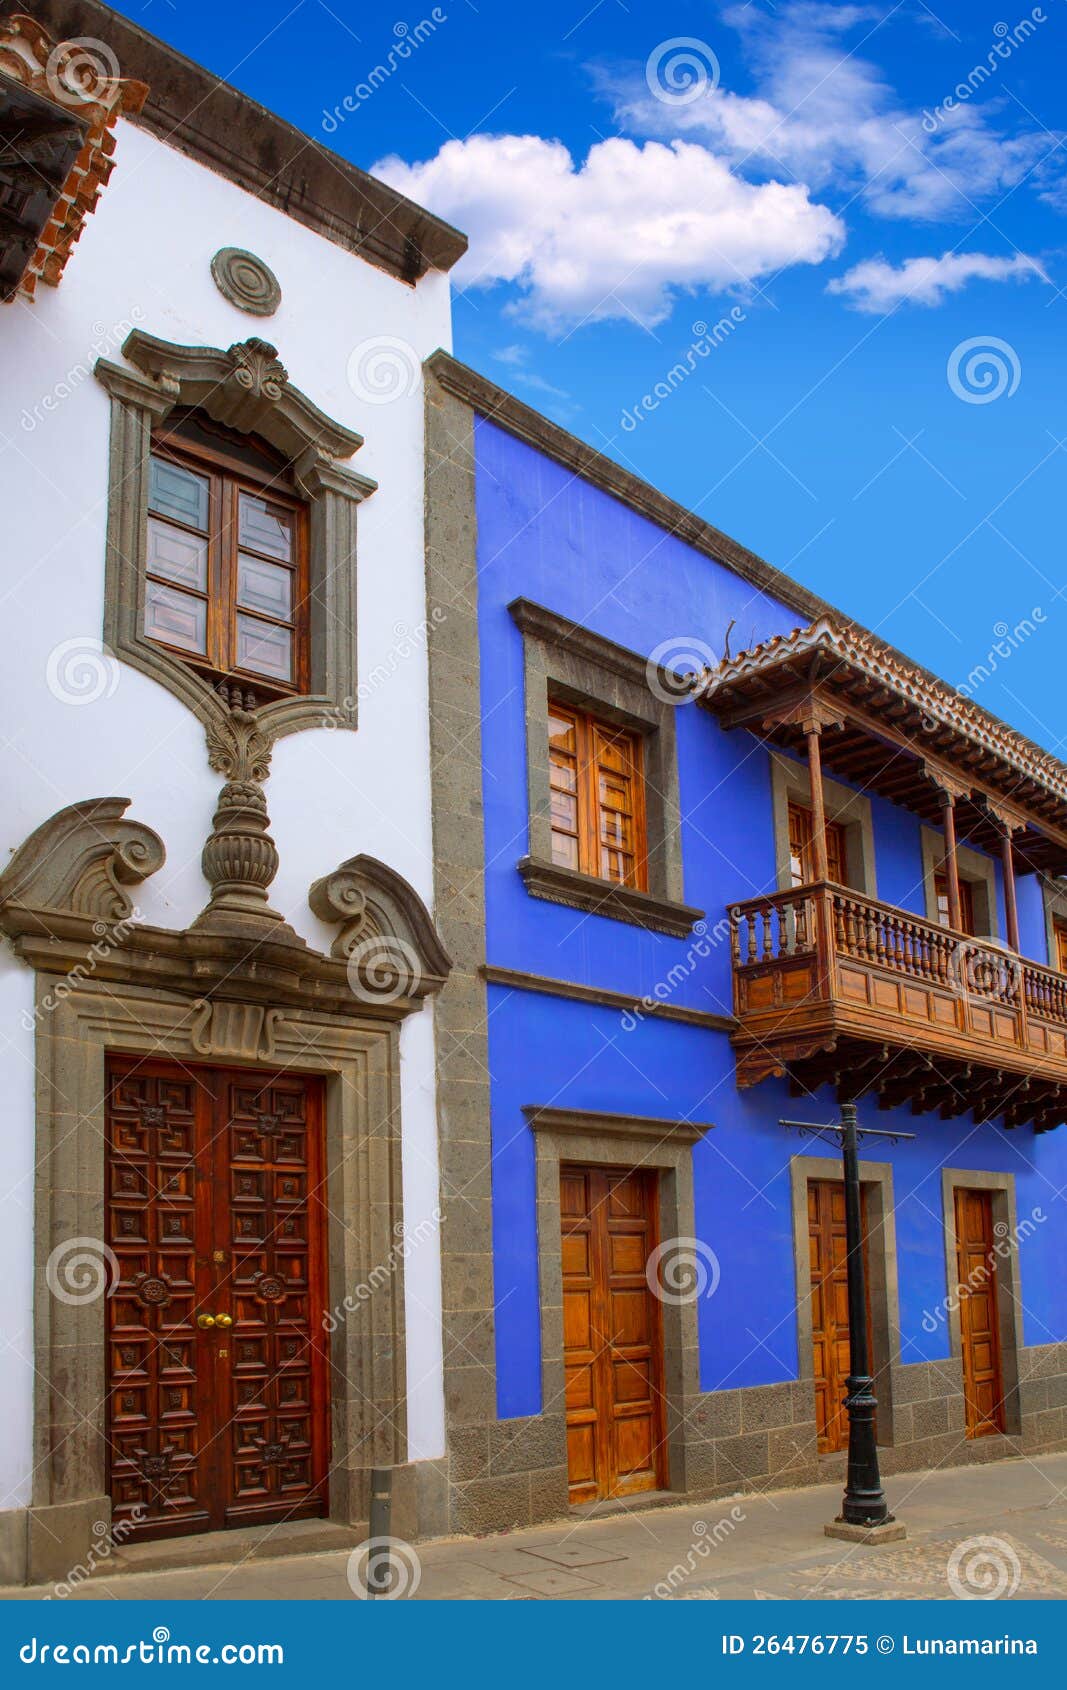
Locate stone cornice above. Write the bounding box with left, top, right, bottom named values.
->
left=482, top=964, right=733, bottom=1031
left=523, top=1105, right=714, bottom=1145
left=28, top=0, right=467, bottom=282
left=518, top=856, right=704, bottom=939
left=509, top=597, right=657, bottom=691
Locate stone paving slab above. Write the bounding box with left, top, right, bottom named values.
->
left=2, top=1451, right=1066, bottom=1602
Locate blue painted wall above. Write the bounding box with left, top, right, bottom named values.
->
left=473, top=418, right=1067, bottom=1418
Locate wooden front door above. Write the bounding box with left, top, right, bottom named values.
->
left=808, top=1179, right=873, bottom=1455
left=954, top=1187, right=1006, bottom=1438
left=560, top=1166, right=666, bottom=1503
left=105, top=1057, right=330, bottom=1540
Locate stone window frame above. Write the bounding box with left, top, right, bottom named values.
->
left=94, top=329, right=377, bottom=741
left=920, top=825, right=999, bottom=937
left=525, top=1106, right=713, bottom=1500
left=1040, top=876, right=1067, bottom=971
left=509, top=598, right=704, bottom=938
left=21, top=975, right=410, bottom=1585
left=770, top=750, right=877, bottom=896
left=788, top=1154, right=901, bottom=1446
left=939, top=1168, right=1023, bottom=1437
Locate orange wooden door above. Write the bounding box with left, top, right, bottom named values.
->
left=809, top=1180, right=872, bottom=1454
left=561, top=1166, right=666, bottom=1503
left=954, top=1187, right=1005, bottom=1438
left=106, top=1058, right=330, bottom=1540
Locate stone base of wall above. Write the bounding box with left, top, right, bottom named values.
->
left=429, top=1343, right=1067, bottom=1537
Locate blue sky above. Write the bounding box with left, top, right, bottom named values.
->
left=116, top=0, right=1067, bottom=751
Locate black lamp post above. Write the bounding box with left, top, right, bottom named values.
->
left=781, top=1103, right=913, bottom=1540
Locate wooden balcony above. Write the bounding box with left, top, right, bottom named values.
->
left=729, top=883, right=1067, bottom=1131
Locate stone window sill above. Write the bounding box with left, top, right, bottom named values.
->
left=517, top=856, right=704, bottom=939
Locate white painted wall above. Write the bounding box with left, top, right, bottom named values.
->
left=0, top=117, right=453, bottom=1506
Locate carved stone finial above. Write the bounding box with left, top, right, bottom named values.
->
left=0, top=797, right=164, bottom=928
left=194, top=705, right=292, bottom=938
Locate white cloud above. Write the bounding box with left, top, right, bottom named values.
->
left=827, top=250, right=1049, bottom=313
left=602, top=1, right=1061, bottom=223
left=373, top=133, right=843, bottom=329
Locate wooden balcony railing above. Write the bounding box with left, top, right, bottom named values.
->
left=728, top=882, right=1067, bottom=1118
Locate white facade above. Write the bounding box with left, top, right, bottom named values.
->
left=0, top=114, right=453, bottom=1509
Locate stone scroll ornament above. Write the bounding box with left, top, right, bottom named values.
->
left=309, top=855, right=452, bottom=1006
left=0, top=796, right=165, bottom=932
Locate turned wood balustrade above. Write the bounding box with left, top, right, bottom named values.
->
left=728, top=882, right=1067, bottom=1106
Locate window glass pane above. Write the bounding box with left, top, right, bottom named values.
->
left=548, top=710, right=576, bottom=752
left=236, top=553, right=292, bottom=620
left=236, top=613, right=291, bottom=681
left=147, top=517, right=208, bottom=591
left=238, top=492, right=292, bottom=560
left=149, top=456, right=209, bottom=530
left=551, top=830, right=580, bottom=872
left=144, top=581, right=207, bottom=654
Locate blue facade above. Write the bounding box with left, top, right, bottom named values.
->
left=472, top=416, right=1067, bottom=1424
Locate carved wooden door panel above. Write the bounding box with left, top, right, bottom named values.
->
left=954, top=1187, right=1006, bottom=1438
left=106, top=1058, right=329, bottom=1540
left=561, top=1165, right=666, bottom=1504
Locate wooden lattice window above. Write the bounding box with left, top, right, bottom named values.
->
left=548, top=703, right=648, bottom=889
left=145, top=413, right=309, bottom=698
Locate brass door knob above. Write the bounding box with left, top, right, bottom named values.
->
left=215, top=1312, right=234, bottom=1328
left=197, top=1313, right=216, bottom=1330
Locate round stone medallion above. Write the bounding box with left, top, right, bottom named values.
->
left=210, top=247, right=282, bottom=317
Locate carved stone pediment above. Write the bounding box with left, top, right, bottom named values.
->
left=0, top=800, right=452, bottom=1024
left=0, top=798, right=164, bottom=928
left=100, top=330, right=373, bottom=474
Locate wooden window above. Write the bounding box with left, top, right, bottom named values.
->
left=1054, top=919, right=1067, bottom=975
left=145, top=414, right=308, bottom=698
left=788, top=801, right=846, bottom=887
left=548, top=703, right=647, bottom=889
left=934, top=872, right=976, bottom=936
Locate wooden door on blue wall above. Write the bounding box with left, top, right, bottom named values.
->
left=808, top=1179, right=873, bottom=1454
left=561, top=1165, right=666, bottom=1503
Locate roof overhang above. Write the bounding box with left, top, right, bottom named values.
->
left=698, top=617, right=1067, bottom=874
left=0, top=11, right=146, bottom=301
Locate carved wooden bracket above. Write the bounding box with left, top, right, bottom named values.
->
left=919, top=759, right=972, bottom=807
left=976, top=793, right=1029, bottom=836
left=0, top=797, right=164, bottom=928
left=760, top=692, right=846, bottom=738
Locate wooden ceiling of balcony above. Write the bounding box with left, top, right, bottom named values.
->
left=698, top=616, right=1067, bottom=874
left=782, top=1035, right=1067, bottom=1134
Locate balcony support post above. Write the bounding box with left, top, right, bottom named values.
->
left=1000, top=826, right=1021, bottom=953
left=940, top=792, right=963, bottom=934
left=805, top=722, right=830, bottom=883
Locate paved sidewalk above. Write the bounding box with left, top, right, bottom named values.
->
left=5, top=1453, right=1067, bottom=1601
